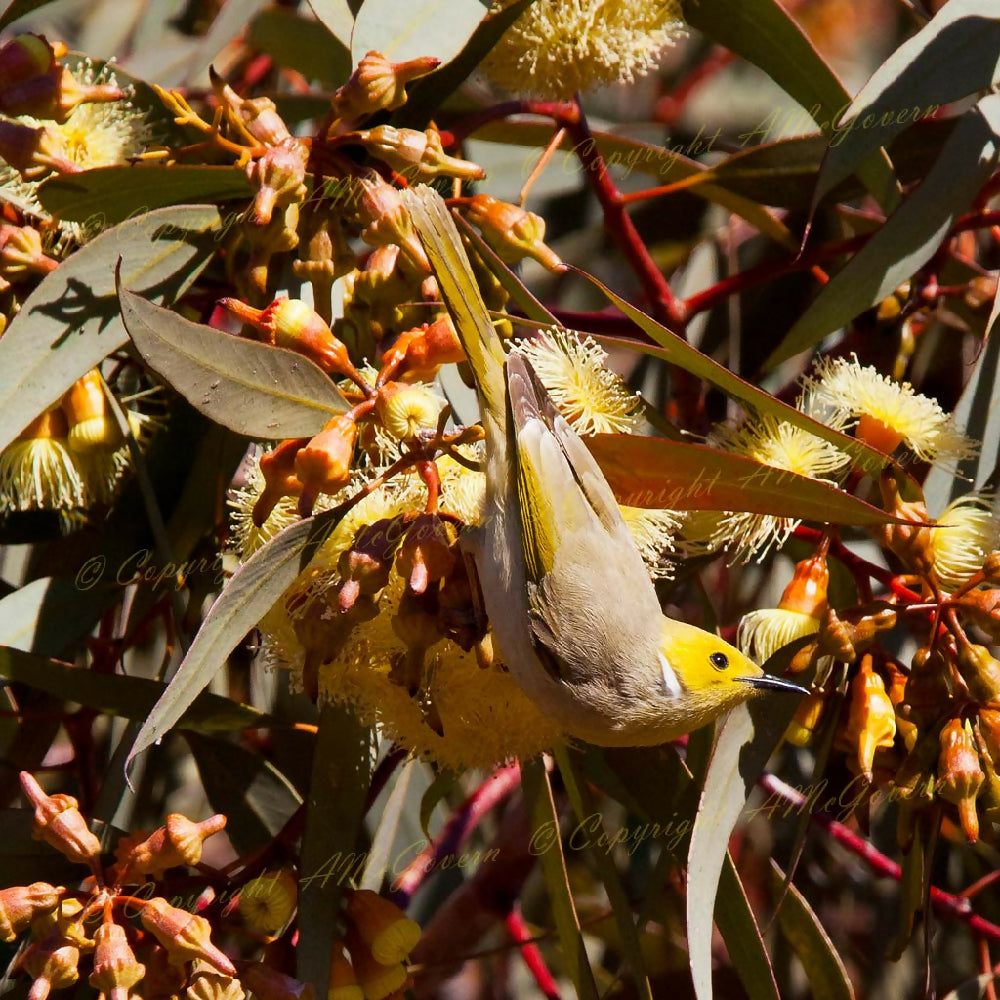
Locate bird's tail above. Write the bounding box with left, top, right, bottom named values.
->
left=403, top=186, right=507, bottom=427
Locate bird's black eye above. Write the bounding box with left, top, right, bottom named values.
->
left=710, top=652, right=729, bottom=671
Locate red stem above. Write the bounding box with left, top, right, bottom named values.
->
left=506, top=906, right=561, bottom=999
left=389, top=763, right=522, bottom=906
left=758, top=773, right=1000, bottom=942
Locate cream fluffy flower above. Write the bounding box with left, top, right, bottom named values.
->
left=931, top=492, right=999, bottom=592
left=483, top=0, right=686, bottom=99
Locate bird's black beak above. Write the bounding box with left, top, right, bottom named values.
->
left=737, top=674, right=809, bottom=696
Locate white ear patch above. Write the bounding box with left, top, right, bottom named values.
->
left=660, top=652, right=682, bottom=698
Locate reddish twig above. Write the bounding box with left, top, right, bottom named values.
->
left=758, top=773, right=1000, bottom=942
left=390, top=763, right=522, bottom=906
left=506, top=905, right=561, bottom=999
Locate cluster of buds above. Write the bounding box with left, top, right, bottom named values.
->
left=8, top=773, right=244, bottom=1000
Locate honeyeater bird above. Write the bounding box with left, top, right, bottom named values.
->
left=404, top=186, right=805, bottom=747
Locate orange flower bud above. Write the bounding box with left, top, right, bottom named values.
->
left=351, top=175, right=429, bottom=273
left=984, top=552, right=1000, bottom=584
left=778, top=552, right=829, bottom=618
left=937, top=717, right=983, bottom=843
left=354, top=125, right=485, bottom=182
left=293, top=209, right=356, bottom=306
left=957, top=587, right=1000, bottom=641
left=844, top=656, right=896, bottom=781
left=213, top=74, right=291, bottom=146
left=140, top=898, right=236, bottom=976
left=144, top=944, right=187, bottom=998
left=345, top=891, right=421, bottom=966
left=0, top=223, right=57, bottom=282
left=0, top=883, right=62, bottom=942
left=874, top=472, right=934, bottom=576
left=817, top=605, right=896, bottom=664
left=187, top=960, right=247, bottom=1000
left=60, top=369, right=123, bottom=453
left=240, top=963, right=316, bottom=1000
left=898, top=646, right=955, bottom=733
left=329, top=942, right=364, bottom=1000
left=331, top=51, right=439, bottom=122
left=390, top=587, right=442, bottom=691
left=466, top=194, right=562, bottom=271
left=294, top=414, right=357, bottom=516
left=378, top=317, right=464, bottom=385
left=0, top=119, right=79, bottom=177
left=221, top=297, right=355, bottom=379
left=253, top=438, right=307, bottom=526
left=0, top=35, right=54, bottom=90
left=375, top=383, right=445, bottom=440
left=23, top=934, right=79, bottom=1000
left=19, top=772, right=101, bottom=869
left=248, top=138, right=309, bottom=226
left=784, top=691, right=827, bottom=747
left=436, top=560, right=484, bottom=651
left=955, top=642, right=1000, bottom=706
left=0, top=64, right=123, bottom=122
left=395, top=514, right=457, bottom=596
left=89, top=922, right=145, bottom=1000
left=344, top=928, right=408, bottom=1000
left=114, top=813, right=226, bottom=881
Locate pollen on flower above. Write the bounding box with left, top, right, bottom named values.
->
left=803, top=355, right=975, bottom=464
left=515, top=329, right=642, bottom=436
left=0, top=411, right=84, bottom=511
left=738, top=608, right=821, bottom=665
left=619, top=505, right=679, bottom=578
left=482, top=0, right=686, bottom=99
left=931, top=491, right=1000, bottom=592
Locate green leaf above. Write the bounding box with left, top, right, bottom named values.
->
left=579, top=272, right=890, bottom=477
left=520, top=757, right=600, bottom=1000
left=767, top=93, right=1000, bottom=368
left=813, top=0, right=1000, bottom=208
left=687, top=686, right=803, bottom=1000
left=472, top=119, right=795, bottom=250
left=0, top=0, right=57, bottom=30
left=38, top=166, right=253, bottom=227
left=0, top=577, right=111, bottom=657
left=923, top=313, right=1000, bottom=512
left=0, top=204, right=221, bottom=452
left=0, top=646, right=267, bottom=731
left=125, top=507, right=343, bottom=772
left=248, top=7, right=351, bottom=84
left=585, top=434, right=896, bottom=526
left=770, top=861, right=855, bottom=1000
left=187, top=732, right=303, bottom=854
left=117, top=283, right=350, bottom=439
left=351, top=0, right=486, bottom=67
left=680, top=0, right=896, bottom=208
left=555, top=746, right=653, bottom=1000
left=297, top=703, right=373, bottom=989
left=304, top=0, right=354, bottom=49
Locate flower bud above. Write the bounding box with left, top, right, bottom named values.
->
left=144, top=944, right=188, bottom=998
left=351, top=175, right=429, bottom=273
left=114, top=813, right=227, bottom=881
left=329, top=943, right=364, bottom=1000
left=0, top=64, right=123, bottom=122
left=187, top=960, right=247, bottom=1000
left=784, top=691, right=827, bottom=747
left=0, top=883, right=62, bottom=942
left=355, top=125, right=485, bottom=182
left=466, top=194, right=562, bottom=271
left=937, top=717, right=983, bottom=843
left=956, top=586, right=1000, bottom=642
left=89, top=922, right=145, bottom=1000
left=378, top=317, right=464, bottom=385
left=337, top=518, right=403, bottom=611
left=243, top=203, right=300, bottom=295
left=293, top=209, right=356, bottom=313
left=294, top=414, right=357, bottom=517
left=344, top=928, right=408, bottom=1000
left=239, top=870, right=298, bottom=934
left=390, top=586, right=442, bottom=692
left=984, top=552, right=1000, bottom=584
left=220, top=297, right=355, bottom=379
left=140, top=898, right=236, bottom=976
left=955, top=642, right=1000, bottom=706
left=898, top=646, right=955, bottom=732
left=345, top=890, right=421, bottom=966
left=248, top=138, right=309, bottom=226
left=240, top=963, right=316, bottom=1000
left=213, top=73, right=291, bottom=146
left=375, top=383, right=445, bottom=440
left=253, top=438, right=307, bottom=526
left=23, top=934, right=79, bottom=1000
left=0, top=224, right=57, bottom=283
left=0, top=35, right=54, bottom=90
left=844, top=656, right=896, bottom=781
left=0, top=119, right=80, bottom=177
left=817, top=605, right=896, bottom=663
left=874, top=472, right=934, bottom=576
left=19, top=772, right=101, bottom=869
left=60, top=369, right=123, bottom=454
left=395, top=514, right=457, bottom=596
left=436, top=561, right=484, bottom=651
left=331, top=51, right=439, bottom=122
